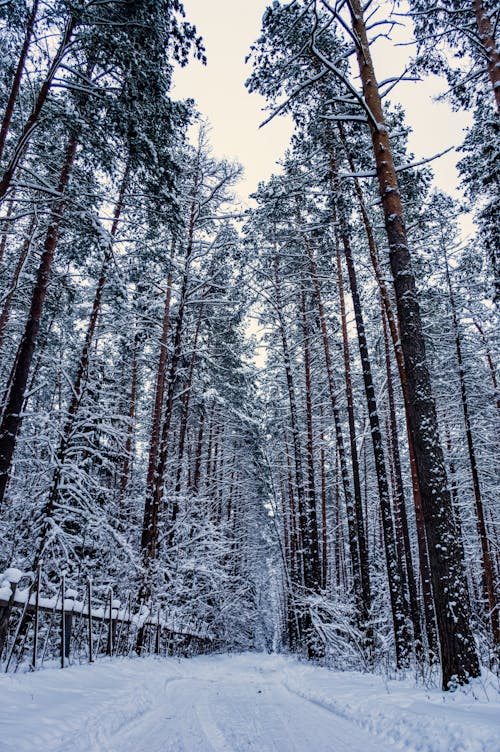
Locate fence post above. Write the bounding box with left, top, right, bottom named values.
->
left=60, top=574, right=66, bottom=669
left=125, top=593, right=132, bottom=656
left=155, top=608, right=160, bottom=656
left=31, top=565, right=41, bottom=670
left=64, top=588, right=76, bottom=662
left=87, top=578, right=93, bottom=663
left=106, top=588, right=113, bottom=656
left=0, top=567, right=22, bottom=658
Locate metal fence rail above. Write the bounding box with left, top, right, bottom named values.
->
left=0, top=566, right=215, bottom=673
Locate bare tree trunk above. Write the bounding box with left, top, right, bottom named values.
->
left=0, top=195, right=17, bottom=266
left=284, top=428, right=301, bottom=587
left=0, top=16, right=77, bottom=202
left=31, top=163, right=129, bottom=564
left=192, top=408, right=205, bottom=495
left=300, top=287, right=321, bottom=585
left=120, top=330, right=140, bottom=496
left=338, top=121, right=439, bottom=660
left=473, top=0, right=500, bottom=111
left=0, top=216, right=36, bottom=352
left=0, top=134, right=78, bottom=508
left=338, top=200, right=410, bottom=666
left=0, top=0, right=41, bottom=162
left=334, top=239, right=371, bottom=615
left=383, top=308, right=423, bottom=657
left=141, top=238, right=196, bottom=581
left=472, top=320, right=500, bottom=416
left=319, top=406, right=328, bottom=589
left=273, top=257, right=316, bottom=587
left=443, top=244, right=499, bottom=645
left=348, top=0, right=479, bottom=686
left=172, top=303, right=204, bottom=524
left=145, top=242, right=175, bottom=499
left=303, top=237, right=370, bottom=646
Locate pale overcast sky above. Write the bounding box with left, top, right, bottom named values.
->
left=172, top=0, right=472, bottom=213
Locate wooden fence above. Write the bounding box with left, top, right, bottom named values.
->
left=0, top=566, right=214, bottom=673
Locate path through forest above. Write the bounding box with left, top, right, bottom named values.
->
left=1, top=653, right=499, bottom=752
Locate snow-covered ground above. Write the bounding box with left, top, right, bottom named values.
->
left=0, top=653, right=499, bottom=752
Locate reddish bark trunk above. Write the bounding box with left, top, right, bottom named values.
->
left=339, top=200, right=410, bottom=666
left=0, top=16, right=77, bottom=202
left=300, top=287, right=321, bottom=585
left=304, top=237, right=370, bottom=641
left=0, top=0, right=41, bottom=162
left=349, top=0, right=479, bottom=687
left=337, top=121, right=439, bottom=660
left=443, top=244, right=499, bottom=645
left=120, top=331, right=139, bottom=496
left=0, top=135, right=78, bottom=508
left=383, top=308, right=424, bottom=656
left=31, top=163, right=130, bottom=563
left=473, top=0, right=500, bottom=111
left=0, top=216, right=36, bottom=352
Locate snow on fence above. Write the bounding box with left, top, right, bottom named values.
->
left=0, top=566, right=214, bottom=673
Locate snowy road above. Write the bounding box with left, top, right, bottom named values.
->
left=1, top=653, right=499, bottom=752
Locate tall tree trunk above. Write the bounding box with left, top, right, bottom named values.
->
left=473, top=0, right=500, bottom=111
left=284, top=427, right=301, bottom=589
left=338, top=197, right=410, bottom=666
left=120, top=330, right=140, bottom=497
left=334, top=239, right=371, bottom=614
left=192, top=407, right=205, bottom=495
left=172, top=303, right=204, bottom=524
left=273, top=255, right=320, bottom=652
left=472, top=319, right=500, bottom=416
left=443, top=243, right=499, bottom=645
left=348, top=0, right=480, bottom=687
left=144, top=247, right=175, bottom=498
left=0, top=216, right=36, bottom=353
left=300, top=287, right=321, bottom=585
left=319, top=405, right=328, bottom=589
left=140, top=193, right=198, bottom=574
left=303, top=236, right=371, bottom=648
left=0, top=134, right=78, bottom=508
left=383, top=307, right=423, bottom=657
left=0, top=16, right=77, bottom=202
left=0, top=0, right=41, bottom=162
left=0, top=195, right=17, bottom=265
left=31, top=163, right=129, bottom=564
left=338, top=120, right=439, bottom=659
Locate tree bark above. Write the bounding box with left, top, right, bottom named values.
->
left=383, top=307, right=424, bottom=657
left=443, top=243, right=499, bottom=645
left=300, top=287, right=321, bottom=586
left=0, top=134, right=78, bottom=508
left=0, top=0, right=41, bottom=162
left=0, top=216, right=36, bottom=353
left=120, top=330, right=140, bottom=497
left=348, top=0, right=480, bottom=687
left=303, top=236, right=371, bottom=646
left=31, top=162, right=129, bottom=563
left=273, top=255, right=318, bottom=593
left=338, top=201, right=410, bottom=667
left=337, top=120, right=439, bottom=659
left=0, top=16, right=77, bottom=202
left=334, top=239, right=371, bottom=616
left=473, top=0, right=500, bottom=112
left=145, top=243, right=176, bottom=494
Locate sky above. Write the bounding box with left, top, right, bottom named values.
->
left=172, top=0, right=473, bottom=216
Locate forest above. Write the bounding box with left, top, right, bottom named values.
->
left=0, top=0, right=498, bottom=698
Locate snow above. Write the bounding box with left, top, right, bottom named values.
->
left=2, top=568, right=22, bottom=584
left=0, top=654, right=499, bottom=752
